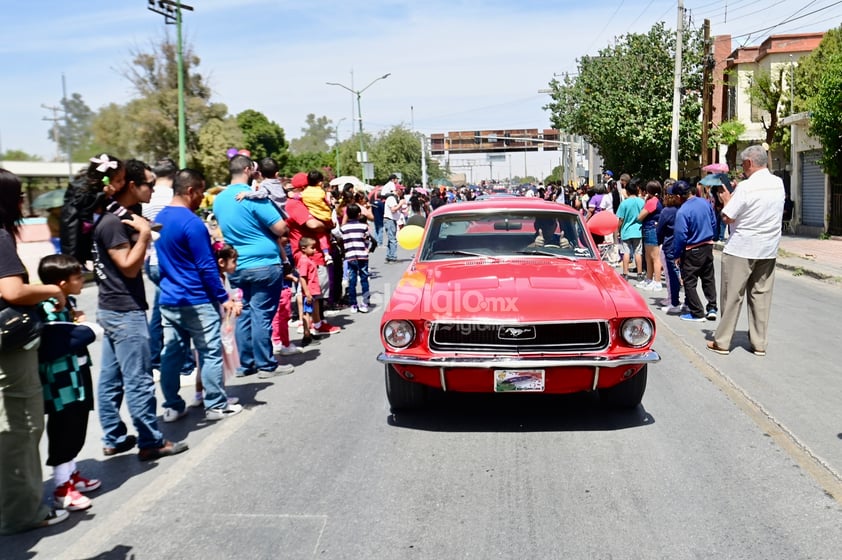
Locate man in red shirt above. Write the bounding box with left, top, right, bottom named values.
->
left=284, top=172, right=340, bottom=336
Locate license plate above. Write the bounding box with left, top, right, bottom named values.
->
left=494, top=369, right=545, bottom=392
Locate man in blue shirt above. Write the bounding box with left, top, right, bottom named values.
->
left=672, top=181, right=718, bottom=322
left=213, top=155, right=292, bottom=377
left=156, top=169, right=243, bottom=421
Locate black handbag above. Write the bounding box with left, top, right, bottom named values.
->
left=0, top=299, right=42, bottom=352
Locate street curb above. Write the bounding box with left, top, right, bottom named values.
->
left=775, top=260, right=842, bottom=284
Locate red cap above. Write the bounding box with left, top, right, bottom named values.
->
left=291, top=172, right=308, bottom=188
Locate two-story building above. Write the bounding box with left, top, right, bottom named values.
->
left=719, top=32, right=840, bottom=235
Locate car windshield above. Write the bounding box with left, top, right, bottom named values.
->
left=419, top=210, right=597, bottom=261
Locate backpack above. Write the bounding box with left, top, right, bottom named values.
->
left=59, top=175, right=106, bottom=265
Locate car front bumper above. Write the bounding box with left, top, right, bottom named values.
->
left=377, top=350, right=661, bottom=369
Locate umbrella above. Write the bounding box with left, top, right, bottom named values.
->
left=702, top=162, right=729, bottom=173
left=329, top=175, right=365, bottom=189
left=31, top=188, right=66, bottom=210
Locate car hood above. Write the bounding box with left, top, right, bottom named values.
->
left=387, top=258, right=646, bottom=323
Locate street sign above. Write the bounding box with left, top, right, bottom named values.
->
left=362, top=163, right=374, bottom=181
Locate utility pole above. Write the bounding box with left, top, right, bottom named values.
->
left=62, top=74, right=73, bottom=180
left=41, top=103, right=63, bottom=161
left=148, top=0, right=194, bottom=168
left=700, top=18, right=712, bottom=169
left=669, top=0, right=685, bottom=179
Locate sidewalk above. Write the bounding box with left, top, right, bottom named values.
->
left=773, top=234, right=842, bottom=284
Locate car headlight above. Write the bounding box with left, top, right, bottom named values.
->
left=383, top=320, right=416, bottom=349
left=620, top=318, right=654, bottom=347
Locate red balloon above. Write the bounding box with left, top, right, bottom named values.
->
left=237, top=149, right=251, bottom=157
left=587, top=211, right=619, bottom=236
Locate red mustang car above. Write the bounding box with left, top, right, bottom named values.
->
left=377, top=198, right=660, bottom=410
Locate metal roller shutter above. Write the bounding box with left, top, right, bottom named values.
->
left=800, top=150, right=825, bottom=227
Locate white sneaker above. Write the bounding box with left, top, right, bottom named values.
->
left=357, top=304, right=370, bottom=313
left=278, top=343, right=303, bottom=355
left=205, top=403, right=243, bottom=420
left=661, top=304, right=683, bottom=314
left=162, top=407, right=188, bottom=423
left=645, top=282, right=663, bottom=291
left=636, top=279, right=651, bottom=288
left=187, top=392, right=203, bottom=408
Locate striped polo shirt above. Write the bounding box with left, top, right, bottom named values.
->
left=340, top=220, right=370, bottom=261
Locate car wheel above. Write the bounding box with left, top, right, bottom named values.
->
left=599, top=365, right=647, bottom=409
left=385, top=364, right=428, bottom=411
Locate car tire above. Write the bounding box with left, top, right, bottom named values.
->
left=385, top=364, right=428, bottom=411
left=599, top=365, right=647, bottom=409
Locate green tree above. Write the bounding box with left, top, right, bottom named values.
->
left=745, top=68, right=788, bottom=147
left=290, top=114, right=334, bottom=154
left=792, top=26, right=842, bottom=177
left=196, top=117, right=243, bottom=186
left=369, top=126, right=432, bottom=185
left=793, top=26, right=842, bottom=113
left=709, top=118, right=746, bottom=169
left=90, top=102, right=139, bottom=158
left=45, top=93, right=97, bottom=161
left=286, top=151, right=336, bottom=177
left=808, top=53, right=842, bottom=178
left=335, top=133, right=373, bottom=179
left=544, top=21, right=703, bottom=178
left=0, top=149, right=42, bottom=161
left=236, top=109, right=288, bottom=166
left=121, top=36, right=228, bottom=162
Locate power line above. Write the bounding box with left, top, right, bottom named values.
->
left=584, top=0, right=627, bottom=55
left=734, top=0, right=835, bottom=42
left=691, top=0, right=760, bottom=18
left=705, top=0, right=787, bottom=24
left=626, top=0, right=660, bottom=31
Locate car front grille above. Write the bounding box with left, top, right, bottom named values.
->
left=429, top=321, right=609, bottom=353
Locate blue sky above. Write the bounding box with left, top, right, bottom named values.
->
left=1, top=0, right=837, bottom=179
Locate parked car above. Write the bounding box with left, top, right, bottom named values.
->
left=377, top=198, right=660, bottom=411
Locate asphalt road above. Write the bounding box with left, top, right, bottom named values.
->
left=8, top=249, right=842, bottom=559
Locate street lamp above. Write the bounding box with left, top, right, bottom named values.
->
left=334, top=117, right=346, bottom=176
left=147, top=0, right=194, bottom=168
left=326, top=73, right=391, bottom=181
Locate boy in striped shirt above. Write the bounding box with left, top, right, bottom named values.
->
left=339, top=204, right=371, bottom=313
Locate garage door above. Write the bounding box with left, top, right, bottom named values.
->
left=800, top=150, right=825, bottom=228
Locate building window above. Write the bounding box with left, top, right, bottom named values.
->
left=727, top=85, right=736, bottom=120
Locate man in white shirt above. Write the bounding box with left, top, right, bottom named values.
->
left=381, top=175, right=406, bottom=263
left=708, top=145, right=784, bottom=357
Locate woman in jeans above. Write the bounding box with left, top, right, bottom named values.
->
left=0, top=168, right=69, bottom=533
left=636, top=181, right=664, bottom=291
